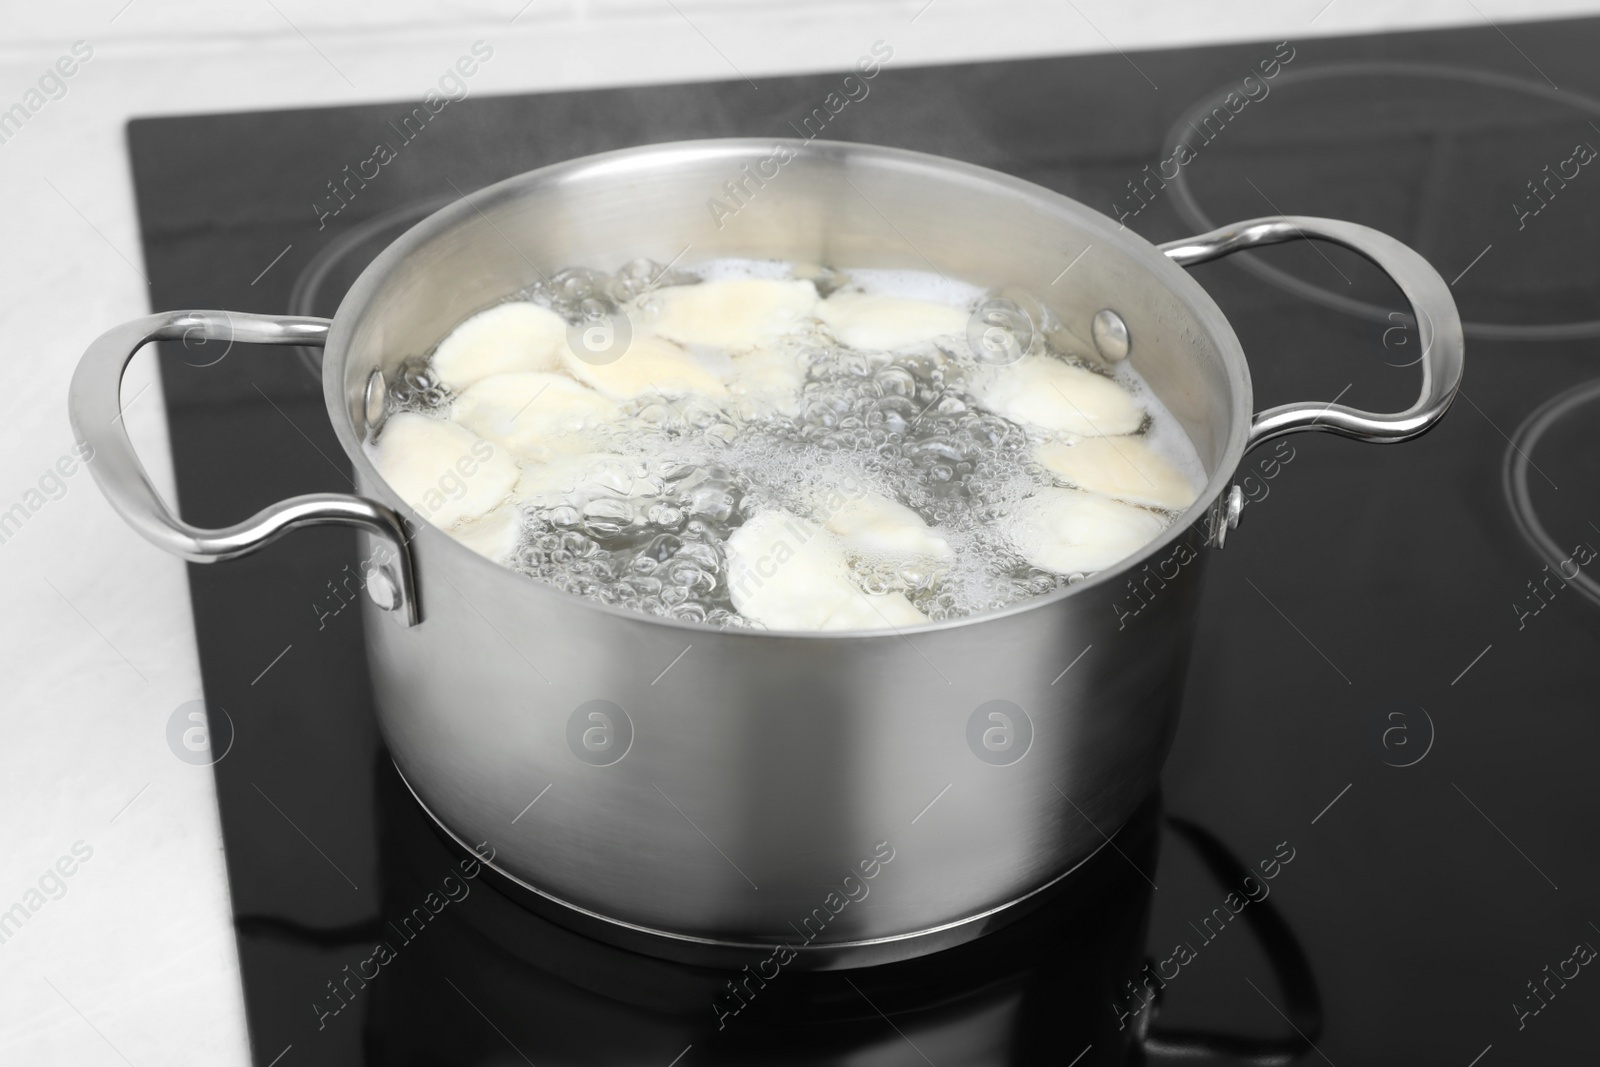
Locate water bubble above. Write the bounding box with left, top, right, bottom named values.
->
left=967, top=297, right=1035, bottom=367
left=646, top=504, right=684, bottom=529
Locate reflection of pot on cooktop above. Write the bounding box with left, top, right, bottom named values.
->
left=274, top=766, right=1318, bottom=1067
left=1163, top=62, right=1600, bottom=339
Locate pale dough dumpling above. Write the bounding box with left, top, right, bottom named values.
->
left=370, top=412, right=519, bottom=528
left=644, top=279, right=818, bottom=350
left=816, top=290, right=970, bottom=350
left=1009, top=488, right=1166, bottom=575
left=817, top=590, right=927, bottom=631
left=972, top=356, right=1144, bottom=436
left=726, top=509, right=929, bottom=631
left=430, top=302, right=567, bottom=390
left=562, top=335, right=728, bottom=400
left=452, top=372, right=619, bottom=462
left=820, top=491, right=951, bottom=561
left=450, top=505, right=522, bottom=564
left=516, top=452, right=662, bottom=508
left=1034, top=436, right=1198, bottom=511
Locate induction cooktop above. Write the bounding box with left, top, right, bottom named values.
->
left=128, top=14, right=1600, bottom=1065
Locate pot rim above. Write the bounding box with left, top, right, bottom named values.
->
left=325, top=137, right=1252, bottom=639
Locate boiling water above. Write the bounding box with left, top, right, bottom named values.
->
left=376, top=258, right=1206, bottom=629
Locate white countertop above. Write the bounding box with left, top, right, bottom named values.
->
left=0, top=1, right=1589, bottom=1062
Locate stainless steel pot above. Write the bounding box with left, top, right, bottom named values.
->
left=70, top=139, right=1463, bottom=968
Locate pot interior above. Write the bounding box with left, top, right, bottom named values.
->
left=326, top=139, right=1250, bottom=548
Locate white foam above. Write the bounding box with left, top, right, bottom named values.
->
left=840, top=267, right=989, bottom=309
left=1107, top=362, right=1209, bottom=498
left=690, top=257, right=798, bottom=282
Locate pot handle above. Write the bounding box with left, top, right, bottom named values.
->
left=67, top=310, right=420, bottom=626
left=1160, top=216, right=1464, bottom=452
left=1138, top=817, right=1322, bottom=1064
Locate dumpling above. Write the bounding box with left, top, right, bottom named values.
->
left=370, top=412, right=519, bottom=528
left=450, top=505, right=523, bottom=564
left=1033, top=436, right=1197, bottom=511
left=430, top=302, right=567, bottom=390
left=1008, top=489, right=1166, bottom=575
left=515, top=453, right=663, bottom=508
left=971, top=356, right=1144, bottom=436
left=643, top=278, right=818, bottom=350
left=726, top=510, right=847, bottom=630
left=815, top=290, right=969, bottom=350
left=817, top=590, right=927, bottom=631
left=451, top=372, right=619, bottom=462
left=819, top=491, right=951, bottom=561
left=562, top=335, right=727, bottom=400
left=725, top=509, right=928, bottom=631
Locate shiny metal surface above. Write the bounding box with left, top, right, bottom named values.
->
left=397, top=759, right=1137, bottom=971
left=1209, top=484, right=1246, bottom=549
left=1160, top=216, right=1465, bottom=451
left=331, top=140, right=1251, bottom=961
left=73, top=140, right=1463, bottom=962
left=1090, top=307, right=1131, bottom=362
left=68, top=310, right=420, bottom=625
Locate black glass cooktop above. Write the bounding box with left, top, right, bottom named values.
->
left=128, top=14, right=1600, bottom=1066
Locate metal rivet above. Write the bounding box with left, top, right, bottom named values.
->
left=364, top=369, right=387, bottom=433
left=1209, top=484, right=1245, bottom=549
left=1091, top=309, right=1130, bottom=362
left=365, top=565, right=401, bottom=612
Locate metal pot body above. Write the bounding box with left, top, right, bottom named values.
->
left=331, top=141, right=1240, bottom=955
left=363, top=502, right=1206, bottom=950
left=71, top=139, right=1462, bottom=964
